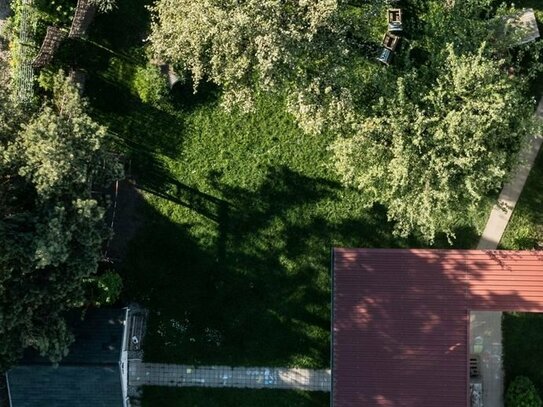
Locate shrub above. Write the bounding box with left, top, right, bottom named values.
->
left=505, top=376, right=542, bottom=407
left=132, top=64, right=167, bottom=104
left=35, top=0, right=75, bottom=27
left=85, top=271, right=123, bottom=306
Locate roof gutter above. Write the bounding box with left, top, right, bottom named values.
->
left=330, top=247, right=335, bottom=407
left=120, top=306, right=130, bottom=407
left=5, top=372, right=13, bottom=407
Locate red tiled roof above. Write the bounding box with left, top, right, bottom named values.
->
left=332, top=249, right=543, bottom=407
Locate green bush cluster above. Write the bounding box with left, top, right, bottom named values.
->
left=35, top=0, right=75, bottom=26
left=506, top=376, right=542, bottom=407
left=132, top=64, right=168, bottom=104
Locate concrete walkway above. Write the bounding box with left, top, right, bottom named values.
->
left=478, top=98, right=543, bottom=249
left=129, top=362, right=331, bottom=391
left=471, top=97, right=543, bottom=407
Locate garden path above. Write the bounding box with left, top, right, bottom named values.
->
left=129, top=361, right=331, bottom=391
left=471, top=97, right=543, bottom=407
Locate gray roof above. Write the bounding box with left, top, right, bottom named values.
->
left=21, top=308, right=125, bottom=366
left=7, top=366, right=123, bottom=407
left=62, top=308, right=125, bottom=365
left=8, top=308, right=126, bottom=407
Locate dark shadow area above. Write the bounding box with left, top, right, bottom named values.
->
left=170, top=79, right=220, bottom=112
left=84, top=74, right=185, bottom=158
left=333, top=249, right=543, bottom=406
left=503, top=312, right=543, bottom=399
left=141, top=387, right=330, bottom=407
left=89, top=0, right=153, bottom=52
left=104, top=179, right=145, bottom=263
left=123, top=166, right=343, bottom=368
left=0, top=375, right=8, bottom=407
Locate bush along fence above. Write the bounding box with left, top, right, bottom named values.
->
left=12, top=0, right=37, bottom=101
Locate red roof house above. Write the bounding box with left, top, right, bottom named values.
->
left=332, top=249, right=543, bottom=407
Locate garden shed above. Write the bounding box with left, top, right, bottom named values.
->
left=332, top=249, right=543, bottom=406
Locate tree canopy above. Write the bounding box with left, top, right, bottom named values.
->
left=149, top=0, right=360, bottom=134
left=0, top=72, right=121, bottom=371
left=332, top=44, right=537, bottom=241
left=148, top=0, right=541, bottom=241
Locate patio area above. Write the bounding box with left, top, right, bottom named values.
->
left=470, top=312, right=503, bottom=407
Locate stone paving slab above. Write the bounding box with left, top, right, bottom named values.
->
left=478, top=97, right=543, bottom=249
left=129, top=362, right=331, bottom=391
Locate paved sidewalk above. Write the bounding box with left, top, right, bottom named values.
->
left=129, top=362, right=331, bottom=391
left=470, top=311, right=503, bottom=407
left=472, top=97, right=543, bottom=407
left=478, top=98, right=543, bottom=249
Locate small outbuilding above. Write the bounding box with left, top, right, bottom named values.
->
left=377, top=48, right=393, bottom=65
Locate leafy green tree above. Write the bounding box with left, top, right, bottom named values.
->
left=332, top=44, right=537, bottom=241
left=0, top=72, right=122, bottom=371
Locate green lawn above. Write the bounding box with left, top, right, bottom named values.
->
left=114, top=91, right=408, bottom=369
left=500, top=148, right=543, bottom=250
left=503, top=313, right=543, bottom=399
left=141, top=387, right=329, bottom=407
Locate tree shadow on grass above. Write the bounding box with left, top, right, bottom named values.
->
left=123, top=159, right=482, bottom=368
left=141, top=387, right=330, bottom=407
left=170, top=79, right=220, bottom=113
left=124, top=164, right=415, bottom=368
left=84, top=74, right=186, bottom=158
left=503, top=312, right=543, bottom=398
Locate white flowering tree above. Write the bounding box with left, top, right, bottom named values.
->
left=149, top=0, right=362, bottom=134
left=332, top=44, right=537, bottom=241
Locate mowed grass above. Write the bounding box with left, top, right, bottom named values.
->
left=141, top=387, right=330, bottom=407
left=111, top=90, right=414, bottom=369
